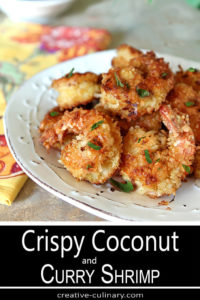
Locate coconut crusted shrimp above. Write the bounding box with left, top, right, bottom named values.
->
left=95, top=103, right=162, bottom=136
left=100, top=51, right=174, bottom=121
left=175, top=66, right=200, bottom=95
left=54, top=108, right=122, bottom=184
left=134, top=111, right=162, bottom=132
left=120, top=105, right=195, bottom=198
left=167, top=83, right=200, bottom=144
left=114, top=111, right=162, bottom=138
left=39, top=107, right=64, bottom=150
left=111, top=44, right=143, bottom=68
left=167, top=82, right=200, bottom=178
left=52, top=72, right=100, bottom=109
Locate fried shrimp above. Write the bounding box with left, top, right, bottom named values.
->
left=120, top=105, right=195, bottom=198
left=167, top=82, right=200, bottom=144
left=100, top=51, right=174, bottom=121
left=194, top=148, right=200, bottom=178
left=39, top=107, right=64, bottom=150
left=111, top=44, right=142, bottom=68
left=113, top=111, right=162, bottom=137
left=54, top=108, right=122, bottom=184
left=39, top=44, right=200, bottom=199
left=134, top=111, right=162, bottom=132
left=175, top=66, right=200, bottom=95
left=95, top=103, right=161, bottom=136
left=52, top=72, right=100, bottom=109
left=167, top=82, right=200, bottom=178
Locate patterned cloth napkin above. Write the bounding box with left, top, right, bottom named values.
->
left=0, top=20, right=111, bottom=205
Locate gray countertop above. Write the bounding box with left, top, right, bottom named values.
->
left=0, top=0, right=199, bottom=221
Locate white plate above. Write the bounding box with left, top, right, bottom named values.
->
left=4, top=49, right=200, bottom=222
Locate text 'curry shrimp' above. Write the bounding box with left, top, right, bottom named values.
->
left=54, top=108, right=122, bottom=184
left=120, top=105, right=195, bottom=198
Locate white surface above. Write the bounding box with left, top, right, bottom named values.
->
left=4, top=49, right=200, bottom=222
left=0, top=0, right=74, bottom=22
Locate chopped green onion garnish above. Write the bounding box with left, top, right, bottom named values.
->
left=155, top=158, right=160, bottom=163
left=182, top=164, right=191, bottom=174
left=184, top=101, right=195, bottom=107
left=87, top=164, right=92, bottom=170
left=110, top=178, right=134, bottom=193
left=114, top=72, right=124, bottom=87
left=50, top=111, right=59, bottom=117
left=144, top=149, right=152, bottom=164
left=187, top=67, right=197, bottom=72
left=136, top=87, right=150, bottom=97
left=161, top=72, right=168, bottom=78
left=67, top=67, right=75, bottom=78
left=125, top=82, right=130, bottom=89
left=91, top=120, right=104, bottom=131
left=138, top=136, right=145, bottom=143
left=87, top=142, right=102, bottom=150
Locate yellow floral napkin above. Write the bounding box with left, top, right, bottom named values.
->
left=0, top=20, right=111, bottom=205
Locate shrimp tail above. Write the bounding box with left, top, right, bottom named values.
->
left=160, top=104, right=183, bottom=135
left=160, top=104, right=196, bottom=164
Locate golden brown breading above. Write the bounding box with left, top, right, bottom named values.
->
left=175, top=66, right=200, bottom=95
left=39, top=107, right=64, bottom=150
left=167, top=82, right=200, bottom=178
left=194, top=148, right=200, bottom=178
left=95, top=103, right=161, bottom=136
left=113, top=111, right=162, bottom=137
left=167, top=82, right=200, bottom=145
left=100, top=51, right=174, bottom=121
left=134, top=111, right=162, bottom=132
left=52, top=72, right=100, bottom=109
left=111, top=44, right=142, bottom=68
left=39, top=44, right=200, bottom=195
left=55, top=108, right=122, bottom=184
left=120, top=105, right=195, bottom=198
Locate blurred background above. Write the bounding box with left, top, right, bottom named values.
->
left=0, top=0, right=200, bottom=60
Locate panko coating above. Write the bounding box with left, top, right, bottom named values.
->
left=39, top=107, right=64, bottom=150
left=95, top=103, right=162, bottom=135
left=115, top=111, right=161, bottom=137
left=111, top=44, right=142, bottom=68
left=52, top=72, right=100, bottom=109
left=100, top=51, right=174, bottom=121
left=167, top=82, right=200, bottom=145
left=175, top=66, right=200, bottom=95
left=194, top=148, right=200, bottom=178
left=134, top=111, right=162, bottom=132
left=120, top=105, right=195, bottom=198
left=39, top=44, right=200, bottom=199
left=167, top=82, right=200, bottom=178
left=54, top=108, right=122, bottom=184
